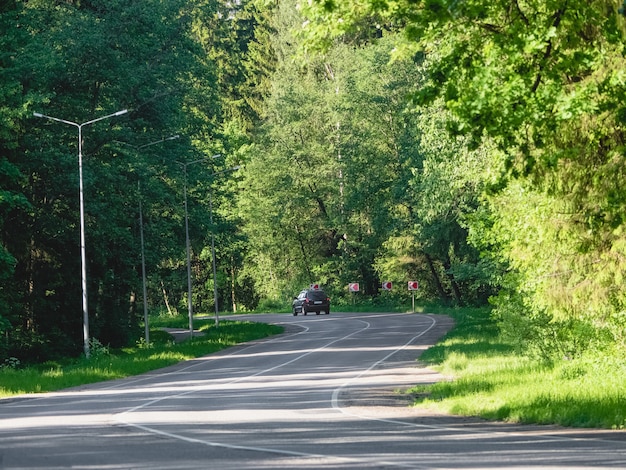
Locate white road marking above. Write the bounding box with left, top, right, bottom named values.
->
left=113, top=313, right=434, bottom=468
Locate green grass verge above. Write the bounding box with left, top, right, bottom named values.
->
left=0, top=318, right=283, bottom=398
left=409, top=307, right=626, bottom=429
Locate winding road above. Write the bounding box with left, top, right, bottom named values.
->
left=1, top=312, right=626, bottom=469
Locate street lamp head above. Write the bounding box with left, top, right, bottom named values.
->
left=116, top=134, right=181, bottom=151
left=34, top=109, right=127, bottom=128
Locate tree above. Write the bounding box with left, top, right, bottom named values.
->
left=301, top=0, right=626, bottom=354
left=238, top=0, right=485, bottom=304
left=0, top=2, right=32, bottom=357
left=3, top=0, right=221, bottom=360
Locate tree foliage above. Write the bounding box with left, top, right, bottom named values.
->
left=301, top=0, right=626, bottom=356
left=1, top=0, right=226, bottom=361
left=4, top=0, right=625, bottom=363
left=239, top=0, right=490, bottom=305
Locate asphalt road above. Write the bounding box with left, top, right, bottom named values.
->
left=2, top=312, right=626, bottom=469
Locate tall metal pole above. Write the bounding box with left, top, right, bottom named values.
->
left=178, top=157, right=218, bottom=337
left=77, top=124, right=89, bottom=357
left=208, top=165, right=240, bottom=327
left=176, top=156, right=235, bottom=332
left=116, top=135, right=180, bottom=345
left=34, top=109, right=128, bottom=358
left=138, top=182, right=149, bottom=344
left=209, top=192, right=219, bottom=327
left=182, top=164, right=194, bottom=338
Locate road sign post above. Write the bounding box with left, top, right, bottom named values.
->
left=408, top=281, right=419, bottom=313
left=348, top=283, right=359, bottom=305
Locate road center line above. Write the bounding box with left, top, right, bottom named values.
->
left=112, top=316, right=434, bottom=468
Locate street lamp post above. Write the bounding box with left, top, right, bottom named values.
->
left=137, top=183, right=148, bottom=343
left=209, top=193, right=218, bottom=326
left=208, top=165, right=241, bottom=327
left=33, top=109, right=128, bottom=358
left=176, top=157, right=238, bottom=334
left=177, top=156, right=219, bottom=338
left=181, top=160, right=194, bottom=338
left=116, top=135, right=180, bottom=345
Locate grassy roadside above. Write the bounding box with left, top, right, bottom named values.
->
left=0, top=317, right=283, bottom=398
left=409, top=307, right=626, bottom=429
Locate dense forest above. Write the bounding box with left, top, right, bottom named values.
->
left=1, top=0, right=625, bottom=363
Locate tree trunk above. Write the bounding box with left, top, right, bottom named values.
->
left=128, top=291, right=136, bottom=316
left=160, top=280, right=174, bottom=315
left=424, top=252, right=448, bottom=302
left=26, top=237, right=35, bottom=331
left=230, top=258, right=237, bottom=313
left=443, top=257, right=463, bottom=306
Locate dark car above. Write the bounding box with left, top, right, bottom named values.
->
left=292, top=289, right=331, bottom=316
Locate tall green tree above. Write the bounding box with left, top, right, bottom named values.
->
left=301, top=0, right=626, bottom=354
left=3, top=0, right=221, bottom=361
left=188, top=0, right=280, bottom=313
left=194, top=0, right=277, bottom=129
left=0, top=1, right=32, bottom=358
left=376, top=100, right=500, bottom=306
left=238, top=0, right=483, bottom=304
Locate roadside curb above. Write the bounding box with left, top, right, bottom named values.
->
left=160, top=327, right=206, bottom=343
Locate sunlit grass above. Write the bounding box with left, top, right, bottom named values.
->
left=411, top=308, right=626, bottom=429
left=0, top=318, right=282, bottom=398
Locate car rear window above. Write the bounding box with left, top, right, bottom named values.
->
left=308, top=290, right=327, bottom=300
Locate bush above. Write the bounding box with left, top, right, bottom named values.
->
left=491, top=289, right=605, bottom=360
left=255, top=297, right=290, bottom=313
